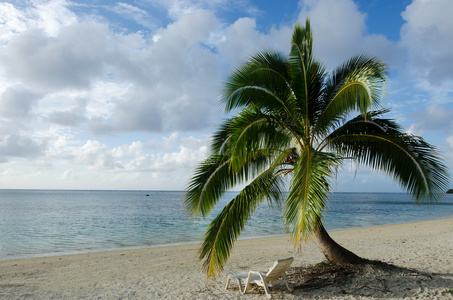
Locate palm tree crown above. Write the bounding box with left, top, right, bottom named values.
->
left=184, top=20, right=449, bottom=278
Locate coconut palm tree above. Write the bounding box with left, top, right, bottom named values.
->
left=184, top=20, right=449, bottom=278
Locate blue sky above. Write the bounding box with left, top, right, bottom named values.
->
left=0, top=0, right=452, bottom=192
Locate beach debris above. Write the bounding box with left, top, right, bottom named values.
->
left=286, top=261, right=441, bottom=298
left=287, top=263, right=359, bottom=290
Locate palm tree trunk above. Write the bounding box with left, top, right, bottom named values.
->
left=315, top=222, right=367, bottom=265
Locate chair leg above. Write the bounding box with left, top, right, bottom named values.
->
left=283, top=274, right=293, bottom=292
left=225, top=277, right=231, bottom=290
left=243, top=277, right=253, bottom=295
left=262, top=282, right=272, bottom=299
left=237, top=279, right=246, bottom=295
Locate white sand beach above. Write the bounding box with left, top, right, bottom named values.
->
left=1, top=217, right=452, bottom=299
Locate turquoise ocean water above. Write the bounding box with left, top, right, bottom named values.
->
left=0, top=189, right=452, bottom=261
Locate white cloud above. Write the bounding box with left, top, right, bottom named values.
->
left=400, top=0, right=453, bottom=90
left=0, top=6, right=225, bottom=138
left=216, top=17, right=292, bottom=68
left=45, top=97, right=87, bottom=127
left=0, top=86, right=41, bottom=119
left=33, top=0, right=78, bottom=36
left=102, top=9, right=224, bottom=133
left=405, top=124, right=423, bottom=136
left=0, top=0, right=77, bottom=44
left=0, top=2, right=28, bottom=42
left=0, top=22, right=110, bottom=90
left=0, top=133, right=47, bottom=159
left=298, top=0, right=366, bottom=61
left=408, top=103, right=453, bottom=134
left=296, top=0, right=400, bottom=69
left=110, top=89, right=164, bottom=132
left=146, top=144, right=208, bottom=171
left=110, top=2, right=155, bottom=29
left=0, top=0, right=77, bottom=41
left=62, top=168, right=75, bottom=180
left=150, top=0, right=258, bottom=21
left=39, top=133, right=209, bottom=178
left=446, top=136, right=453, bottom=162
left=125, top=134, right=208, bottom=173
left=112, top=141, right=144, bottom=159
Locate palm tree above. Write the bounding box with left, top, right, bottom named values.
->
left=184, top=20, right=449, bottom=278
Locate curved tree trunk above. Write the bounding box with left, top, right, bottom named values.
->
left=315, top=222, right=367, bottom=265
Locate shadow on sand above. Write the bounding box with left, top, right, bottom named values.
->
left=280, top=261, right=453, bottom=298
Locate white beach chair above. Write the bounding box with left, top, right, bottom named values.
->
left=225, top=257, right=294, bottom=298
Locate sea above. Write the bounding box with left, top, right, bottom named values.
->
left=1, top=189, right=452, bottom=261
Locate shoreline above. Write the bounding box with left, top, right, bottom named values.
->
left=1, top=217, right=452, bottom=299
left=2, top=215, right=452, bottom=263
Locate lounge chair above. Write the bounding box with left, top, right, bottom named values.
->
left=225, top=257, right=294, bottom=298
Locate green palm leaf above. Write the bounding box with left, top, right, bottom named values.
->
left=288, top=20, right=314, bottom=129
left=184, top=151, right=272, bottom=218
left=222, top=51, right=296, bottom=116
left=284, top=148, right=339, bottom=247
left=199, top=168, right=284, bottom=278
left=324, top=111, right=449, bottom=202
left=314, top=56, right=387, bottom=138
left=227, top=108, right=291, bottom=170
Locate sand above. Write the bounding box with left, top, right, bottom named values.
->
left=1, top=217, right=452, bottom=299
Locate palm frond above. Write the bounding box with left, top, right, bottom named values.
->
left=227, top=109, right=292, bottom=171
left=184, top=154, right=232, bottom=218
left=325, top=115, right=449, bottom=203
left=288, top=20, right=315, bottom=130
left=198, top=168, right=285, bottom=278
left=221, top=51, right=298, bottom=118
left=307, top=62, right=328, bottom=126
left=210, top=118, right=233, bottom=156
left=314, top=56, right=387, bottom=138
left=185, top=151, right=273, bottom=218
left=283, top=147, right=339, bottom=247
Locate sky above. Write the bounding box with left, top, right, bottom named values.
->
left=0, top=0, right=452, bottom=192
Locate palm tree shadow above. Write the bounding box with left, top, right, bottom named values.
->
left=285, top=261, right=453, bottom=298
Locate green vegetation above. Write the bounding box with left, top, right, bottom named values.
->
left=184, top=20, right=449, bottom=278
left=315, top=261, right=331, bottom=268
